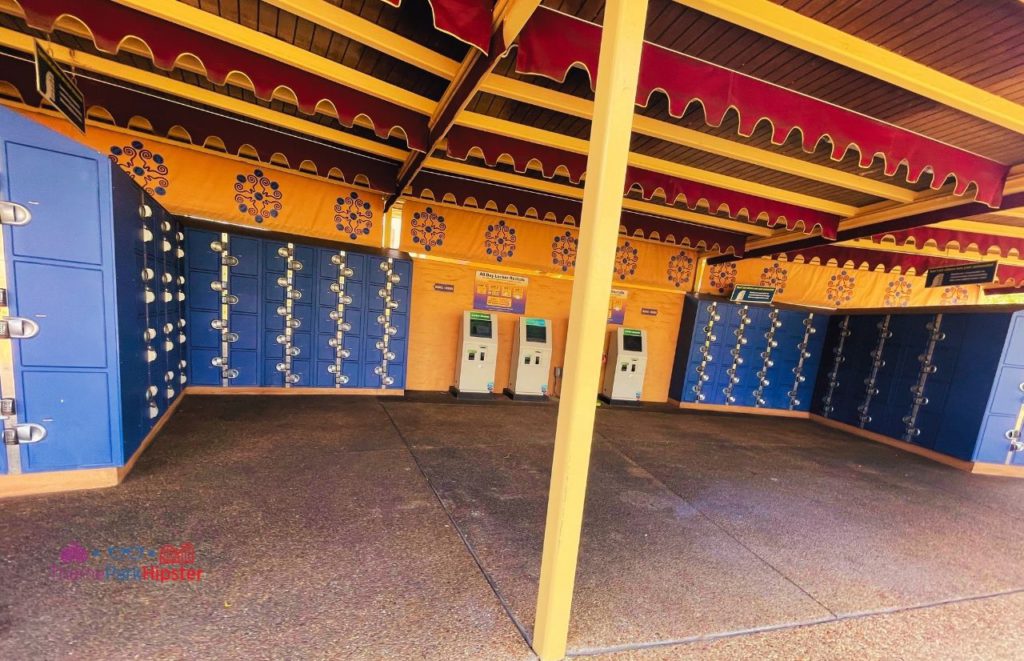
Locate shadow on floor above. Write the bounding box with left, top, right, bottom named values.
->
left=2, top=394, right=1024, bottom=659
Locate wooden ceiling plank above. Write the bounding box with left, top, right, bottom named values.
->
left=260, top=0, right=459, bottom=79
left=674, top=0, right=1024, bottom=135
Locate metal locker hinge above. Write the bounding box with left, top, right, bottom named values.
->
left=0, top=201, right=32, bottom=226
left=0, top=317, right=40, bottom=339
left=0, top=398, right=15, bottom=416
left=3, top=423, right=46, bottom=445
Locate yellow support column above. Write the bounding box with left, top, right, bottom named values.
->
left=531, top=1, right=649, bottom=659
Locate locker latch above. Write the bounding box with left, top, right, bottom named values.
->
left=0, top=317, right=40, bottom=339
left=0, top=288, right=7, bottom=307
left=2, top=423, right=46, bottom=445
left=0, top=201, right=32, bottom=226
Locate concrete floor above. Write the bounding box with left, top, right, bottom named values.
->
left=2, top=395, right=1024, bottom=659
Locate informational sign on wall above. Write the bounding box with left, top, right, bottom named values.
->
left=730, top=284, right=777, bottom=304
left=608, top=288, right=628, bottom=325
left=925, top=261, right=997, bottom=288
left=473, top=270, right=528, bottom=314
left=35, top=42, right=85, bottom=133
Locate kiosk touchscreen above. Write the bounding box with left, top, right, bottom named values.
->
left=600, top=327, right=648, bottom=404
left=451, top=311, right=498, bottom=397
left=505, top=317, right=553, bottom=400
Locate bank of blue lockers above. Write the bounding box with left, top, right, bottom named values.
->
left=812, top=309, right=1024, bottom=465
left=669, top=295, right=829, bottom=411
left=184, top=228, right=411, bottom=390
left=0, top=105, right=185, bottom=474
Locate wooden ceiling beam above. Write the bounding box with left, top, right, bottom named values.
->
left=476, top=75, right=917, bottom=203
left=674, top=0, right=1024, bottom=135
left=386, top=0, right=542, bottom=210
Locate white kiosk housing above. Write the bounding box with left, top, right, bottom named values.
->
left=451, top=311, right=498, bottom=397
left=600, top=327, right=648, bottom=404
left=505, top=317, right=553, bottom=399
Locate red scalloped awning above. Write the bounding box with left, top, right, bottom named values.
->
left=988, top=264, right=1024, bottom=290
left=18, top=0, right=429, bottom=150
left=445, top=125, right=839, bottom=237
left=1, top=58, right=400, bottom=191
left=872, top=227, right=1024, bottom=258
left=411, top=171, right=746, bottom=255
left=771, top=246, right=972, bottom=275
left=381, top=0, right=493, bottom=54
left=515, top=7, right=1010, bottom=207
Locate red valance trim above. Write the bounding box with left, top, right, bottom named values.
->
left=515, top=7, right=1009, bottom=207
left=445, top=125, right=839, bottom=238
left=381, top=0, right=493, bottom=54
left=771, top=246, right=971, bottom=275
left=18, top=0, right=429, bottom=151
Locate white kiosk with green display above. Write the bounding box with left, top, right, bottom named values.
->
left=600, top=327, right=648, bottom=405
left=451, top=310, right=498, bottom=397
left=505, top=317, right=553, bottom=400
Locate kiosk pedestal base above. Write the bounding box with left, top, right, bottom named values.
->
left=598, top=394, right=642, bottom=407
left=449, top=386, right=496, bottom=400
left=502, top=388, right=549, bottom=402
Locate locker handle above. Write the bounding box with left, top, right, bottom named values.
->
left=0, top=201, right=32, bottom=226
left=1006, top=429, right=1021, bottom=441
left=1, top=317, right=40, bottom=339
left=1019, top=382, right=1024, bottom=393
left=13, top=423, right=46, bottom=444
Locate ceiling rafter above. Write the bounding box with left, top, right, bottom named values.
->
left=674, top=0, right=1024, bottom=135
left=386, top=0, right=543, bottom=211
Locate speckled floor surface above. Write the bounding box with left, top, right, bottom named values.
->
left=2, top=395, right=1023, bottom=660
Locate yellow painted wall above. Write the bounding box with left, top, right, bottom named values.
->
left=407, top=259, right=684, bottom=401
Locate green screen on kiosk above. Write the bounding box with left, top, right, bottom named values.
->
left=526, top=324, right=546, bottom=342
left=470, top=318, right=492, bottom=338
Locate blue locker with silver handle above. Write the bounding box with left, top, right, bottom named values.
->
left=669, top=294, right=828, bottom=412
left=813, top=308, right=1024, bottom=465
left=184, top=226, right=411, bottom=391
left=0, top=105, right=185, bottom=474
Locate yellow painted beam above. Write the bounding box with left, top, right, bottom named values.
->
left=477, top=75, right=918, bottom=203
left=935, top=220, right=1024, bottom=241
left=674, top=0, right=1024, bottom=135
left=533, top=2, right=649, bottom=660
left=0, top=26, right=408, bottom=164
left=459, top=112, right=858, bottom=216
left=746, top=172, right=1024, bottom=252
left=113, top=0, right=435, bottom=114
left=422, top=157, right=773, bottom=236
left=260, top=0, right=459, bottom=79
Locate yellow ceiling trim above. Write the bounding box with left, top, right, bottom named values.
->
left=421, top=157, right=773, bottom=236
left=112, top=0, right=435, bottom=115
left=935, top=220, right=1024, bottom=241
left=459, top=111, right=858, bottom=216
left=477, top=75, right=917, bottom=203
left=0, top=26, right=407, bottom=163
left=674, top=0, right=1024, bottom=135
left=260, top=0, right=459, bottom=80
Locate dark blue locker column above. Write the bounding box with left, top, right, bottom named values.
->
left=718, top=302, right=757, bottom=406
left=365, top=255, right=410, bottom=389
left=260, top=241, right=313, bottom=387
left=1, top=112, right=121, bottom=471
left=184, top=228, right=223, bottom=385
left=225, top=236, right=260, bottom=386
left=967, top=313, right=1023, bottom=464
left=864, top=315, right=929, bottom=441
left=313, top=248, right=365, bottom=388
left=668, top=294, right=699, bottom=402
left=788, top=312, right=828, bottom=411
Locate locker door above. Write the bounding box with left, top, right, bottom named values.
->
left=3, top=141, right=117, bottom=471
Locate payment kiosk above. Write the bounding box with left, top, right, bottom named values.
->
left=505, top=317, right=553, bottom=400
left=600, top=327, right=648, bottom=405
left=451, top=311, right=498, bottom=397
